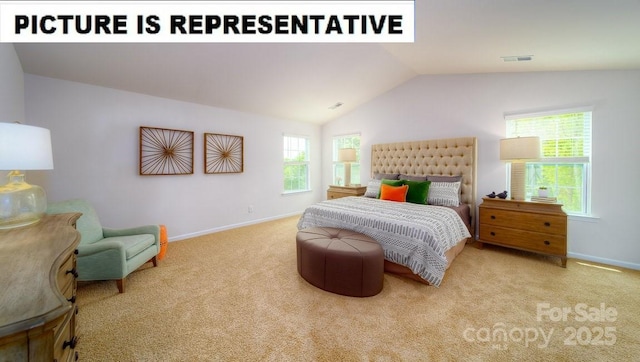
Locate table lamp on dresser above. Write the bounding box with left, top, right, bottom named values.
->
left=0, top=122, right=54, bottom=229
left=500, top=136, right=539, bottom=201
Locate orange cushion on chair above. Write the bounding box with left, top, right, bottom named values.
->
left=379, top=184, right=408, bottom=202
left=158, top=224, right=168, bottom=260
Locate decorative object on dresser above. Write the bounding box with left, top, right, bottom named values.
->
left=327, top=185, right=367, bottom=200
left=0, top=213, right=81, bottom=361
left=0, top=122, right=54, bottom=229
left=537, top=186, right=549, bottom=197
left=531, top=196, right=558, bottom=203
left=338, top=148, right=357, bottom=186
left=500, top=136, right=540, bottom=200
left=477, top=197, right=567, bottom=267
left=139, top=126, right=194, bottom=175
left=204, top=133, right=244, bottom=174
left=486, top=191, right=509, bottom=199
left=47, top=199, right=161, bottom=293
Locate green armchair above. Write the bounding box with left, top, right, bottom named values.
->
left=47, top=199, right=160, bottom=293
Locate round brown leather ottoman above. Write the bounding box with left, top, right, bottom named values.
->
left=296, top=227, right=384, bottom=297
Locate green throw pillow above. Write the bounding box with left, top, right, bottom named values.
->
left=402, top=180, right=431, bottom=205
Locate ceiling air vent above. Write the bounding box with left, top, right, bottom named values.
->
left=328, top=102, right=343, bottom=110
left=501, top=55, right=534, bottom=62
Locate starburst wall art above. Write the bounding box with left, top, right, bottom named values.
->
left=139, top=126, right=194, bottom=175
left=204, top=133, right=244, bottom=174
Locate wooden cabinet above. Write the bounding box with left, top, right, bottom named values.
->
left=477, top=198, right=567, bottom=267
left=0, top=213, right=82, bottom=361
left=327, top=185, right=367, bottom=200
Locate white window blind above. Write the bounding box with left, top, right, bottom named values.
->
left=506, top=111, right=591, bottom=161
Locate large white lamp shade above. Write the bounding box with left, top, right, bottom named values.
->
left=0, top=123, right=54, bottom=229
left=500, top=136, right=539, bottom=201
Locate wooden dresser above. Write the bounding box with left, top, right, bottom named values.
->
left=327, top=185, right=367, bottom=200
left=477, top=198, right=567, bottom=267
left=0, top=213, right=82, bottom=362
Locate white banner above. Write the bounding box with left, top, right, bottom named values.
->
left=0, top=1, right=415, bottom=43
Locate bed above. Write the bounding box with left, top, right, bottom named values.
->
left=297, top=137, right=477, bottom=286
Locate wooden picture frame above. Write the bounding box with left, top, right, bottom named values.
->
left=204, top=133, right=244, bottom=174
left=139, top=126, right=194, bottom=175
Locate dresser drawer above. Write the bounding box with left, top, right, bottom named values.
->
left=54, top=312, right=77, bottom=362
left=60, top=277, right=75, bottom=303
left=56, top=253, right=77, bottom=291
left=479, top=208, right=567, bottom=235
left=479, top=225, right=566, bottom=255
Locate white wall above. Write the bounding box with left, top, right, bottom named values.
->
left=322, top=70, right=640, bottom=270
left=25, top=75, right=322, bottom=239
left=0, top=44, right=24, bottom=122
left=0, top=44, right=25, bottom=180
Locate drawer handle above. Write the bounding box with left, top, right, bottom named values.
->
left=544, top=222, right=551, bottom=227
left=68, top=295, right=76, bottom=303
left=63, top=336, right=78, bottom=349
left=544, top=240, right=551, bottom=246
left=66, top=268, right=79, bottom=278
left=490, top=215, right=496, bottom=220
left=490, top=232, right=496, bottom=236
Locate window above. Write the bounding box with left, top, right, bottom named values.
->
left=283, top=135, right=310, bottom=193
left=506, top=109, right=592, bottom=215
left=332, top=134, right=361, bottom=186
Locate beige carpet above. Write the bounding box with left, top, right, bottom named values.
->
left=76, top=215, right=640, bottom=361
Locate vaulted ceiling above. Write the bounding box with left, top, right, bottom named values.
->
left=14, top=1, right=640, bottom=124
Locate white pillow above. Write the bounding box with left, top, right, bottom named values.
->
left=364, top=179, right=382, bottom=198
left=428, top=181, right=461, bottom=206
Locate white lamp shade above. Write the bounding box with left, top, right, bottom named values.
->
left=0, top=123, right=54, bottom=170
left=338, top=148, right=357, bottom=163
left=500, top=136, right=540, bottom=161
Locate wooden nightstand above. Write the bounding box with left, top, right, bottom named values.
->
left=327, top=185, right=367, bottom=200
left=477, top=197, right=567, bottom=267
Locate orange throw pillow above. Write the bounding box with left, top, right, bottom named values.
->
left=379, top=184, right=408, bottom=202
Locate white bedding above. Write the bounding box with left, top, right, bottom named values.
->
left=297, top=196, right=471, bottom=286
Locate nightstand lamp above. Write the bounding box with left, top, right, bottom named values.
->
left=0, top=122, right=54, bottom=229
left=500, top=136, right=539, bottom=201
left=338, top=148, right=357, bottom=186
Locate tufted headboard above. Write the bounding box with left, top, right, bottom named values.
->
left=371, top=137, right=478, bottom=228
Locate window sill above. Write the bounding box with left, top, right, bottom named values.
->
left=282, top=189, right=312, bottom=196
left=568, top=214, right=599, bottom=223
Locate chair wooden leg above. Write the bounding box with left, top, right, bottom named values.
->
left=151, top=255, right=158, bottom=267
left=116, top=279, right=125, bottom=293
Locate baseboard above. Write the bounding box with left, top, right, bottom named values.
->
left=568, top=252, right=640, bottom=271
left=168, top=212, right=302, bottom=242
